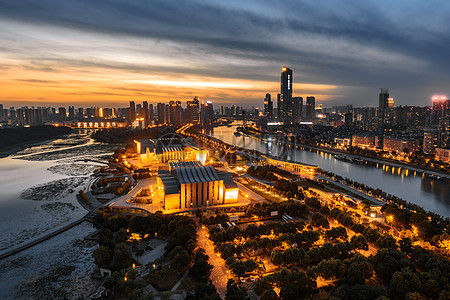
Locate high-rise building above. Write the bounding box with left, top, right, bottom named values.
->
left=276, top=93, right=281, bottom=120
left=187, top=97, right=200, bottom=124
left=169, top=100, right=182, bottom=125
left=128, top=101, right=136, bottom=125
left=58, top=107, right=66, bottom=120
left=143, top=101, right=149, bottom=127
left=68, top=106, right=75, bottom=119
left=432, top=95, right=449, bottom=125
left=157, top=103, right=167, bottom=124
left=292, top=96, right=303, bottom=123
left=201, top=101, right=214, bottom=125
left=280, top=66, right=293, bottom=122
left=148, top=103, right=154, bottom=125
left=423, top=128, right=439, bottom=154
left=378, top=88, right=389, bottom=125
left=264, top=93, right=273, bottom=119
left=305, top=96, right=315, bottom=120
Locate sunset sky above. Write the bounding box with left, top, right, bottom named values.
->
left=1, top=0, right=450, bottom=108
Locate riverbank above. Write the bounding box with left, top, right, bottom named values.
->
left=0, top=126, right=73, bottom=157
left=243, top=130, right=450, bottom=180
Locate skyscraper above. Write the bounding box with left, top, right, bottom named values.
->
left=378, top=88, right=389, bottom=125
left=292, top=96, right=303, bottom=123
left=187, top=97, right=200, bottom=123
left=277, top=93, right=281, bottom=120
left=264, top=93, right=273, bottom=119
left=280, top=66, right=293, bottom=122
left=201, top=101, right=214, bottom=125
left=305, top=96, right=315, bottom=121
left=143, top=101, right=149, bottom=127
left=169, top=100, right=182, bottom=125
left=157, top=103, right=167, bottom=124
left=128, top=101, right=136, bottom=125
left=148, top=103, right=154, bottom=125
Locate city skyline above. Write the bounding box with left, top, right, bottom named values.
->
left=1, top=1, right=450, bottom=107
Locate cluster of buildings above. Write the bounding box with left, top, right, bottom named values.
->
left=262, top=66, right=316, bottom=124
left=258, top=67, right=450, bottom=162
left=0, top=97, right=216, bottom=129
left=126, top=97, right=214, bottom=129
left=133, top=137, right=238, bottom=210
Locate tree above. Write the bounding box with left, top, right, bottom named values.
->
left=191, top=249, right=213, bottom=282
left=261, top=289, right=279, bottom=300
left=377, top=235, right=397, bottom=249
left=399, top=238, right=413, bottom=255
left=226, top=279, right=249, bottom=300
left=113, top=243, right=133, bottom=270
left=389, top=269, right=421, bottom=299
left=350, top=235, right=368, bottom=250
left=93, top=246, right=112, bottom=268
left=193, top=283, right=221, bottom=300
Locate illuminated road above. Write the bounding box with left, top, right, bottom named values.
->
left=197, top=226, right=230, bottom=298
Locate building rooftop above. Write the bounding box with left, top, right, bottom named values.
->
left=157, top=169, right=180, bottom=195
left=169, top=161, right=220, bottom=184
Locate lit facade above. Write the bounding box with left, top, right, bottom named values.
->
left=157, top=161, right=238, bottom=210
left=435, top=148, right=450, bottom=162
left=134, top=138, right=208, bottom=165
left=383, top=138, right=420, bottom=153
left=352, top=135, right=376, bottom=149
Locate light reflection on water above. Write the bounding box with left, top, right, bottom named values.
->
left=212, top=124, right=450, bottom=217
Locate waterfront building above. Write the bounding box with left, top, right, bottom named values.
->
left=334, top=138, right=351, bottom=147
left=383, top=137, right=421, bottom=153
left=352, top=135, right=376, bottom=149
left=157, top=161, right=238, bottom=210
left=134, top=137, right=208, bottom=165
left=435, top=148, right=450, bottom=162
left=263, top=155, right=318, bottom=174
left=423, top=128, right=439, bottom=154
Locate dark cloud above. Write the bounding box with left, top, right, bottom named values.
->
left=1, top=0, right=449, bottom=106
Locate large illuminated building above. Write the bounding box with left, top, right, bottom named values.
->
left=157, top=161, right=238, bottom=210
left=134, top=137, right=208, bottom=165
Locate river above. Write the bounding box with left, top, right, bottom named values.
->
left=212, top=124, right=450, bottom=218
left=0, top=131, right=116, bottom=299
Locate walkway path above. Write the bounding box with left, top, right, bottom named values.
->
left=171, top=268, right=190, bottom=291
left=0, top=212, right=96, bottom=260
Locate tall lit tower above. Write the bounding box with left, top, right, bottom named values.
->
left=280, top=66, right=293, bottom=122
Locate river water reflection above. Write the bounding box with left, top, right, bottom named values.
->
left=211, top=125, right=450, bottom=217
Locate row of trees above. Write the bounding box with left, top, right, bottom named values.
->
left=209, top=219, right=307, bottom=244
left=245, top=200, right=310, bottom=219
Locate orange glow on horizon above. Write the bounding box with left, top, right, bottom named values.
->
left=0, top=56, right=341, bottom=106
